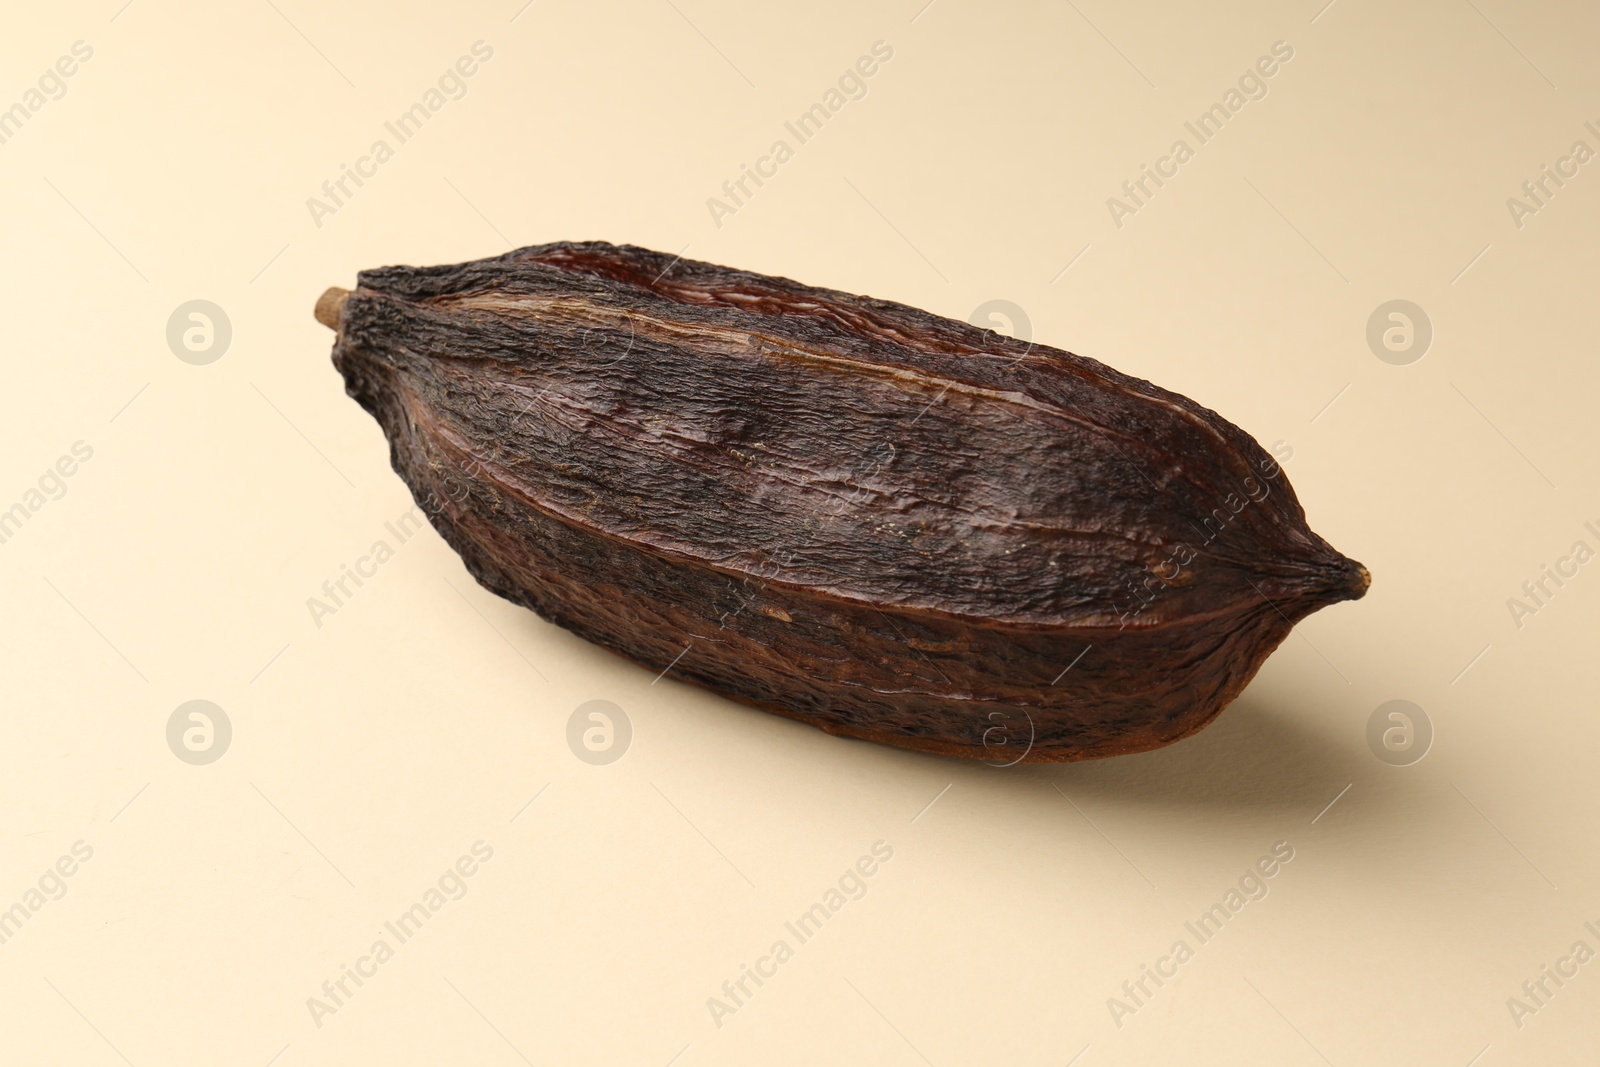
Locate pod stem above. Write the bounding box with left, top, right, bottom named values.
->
left=315, top=287, right=351, bottom=330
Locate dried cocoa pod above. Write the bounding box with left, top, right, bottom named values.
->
left=317, top=242, right=1367, bottom=763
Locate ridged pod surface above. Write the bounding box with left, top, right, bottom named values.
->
left=318, top=242, right=1368, bottom=762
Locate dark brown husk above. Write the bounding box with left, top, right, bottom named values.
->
left=321, top=242, right=1367, bottom=762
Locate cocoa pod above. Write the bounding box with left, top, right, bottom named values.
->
left=317, top=242, right=1367, bottom=763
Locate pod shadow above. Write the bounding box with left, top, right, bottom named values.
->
left=1034, top=696, right=1363, bottom=816
left=909, top=695, right=1370, bottom=818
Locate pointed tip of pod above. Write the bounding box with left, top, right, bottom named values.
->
left=1267, top=552, right=1369, bottom=612
left=315, top=287, right=351, bottom=330
left=1325, top=557, right=1370, bottom=604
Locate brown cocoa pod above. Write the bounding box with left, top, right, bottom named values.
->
left=317, top=242, right=1367, bottom=763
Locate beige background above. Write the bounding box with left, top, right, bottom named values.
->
left=2, top=0, right=1597, bottom=1063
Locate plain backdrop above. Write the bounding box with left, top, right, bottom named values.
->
left=1, top=1, right=1597, bottom=1064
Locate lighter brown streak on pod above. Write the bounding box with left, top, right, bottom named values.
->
left=429, top=291, right=1217, bottom=486
left=449, top=284, right=1256, bottom=472
left=440, top=290, right=1123, bottom=416
left=447, top=361, right=1182, bottom=554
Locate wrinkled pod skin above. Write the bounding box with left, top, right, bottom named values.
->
left=318, top=242, right=1368, bottom=763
